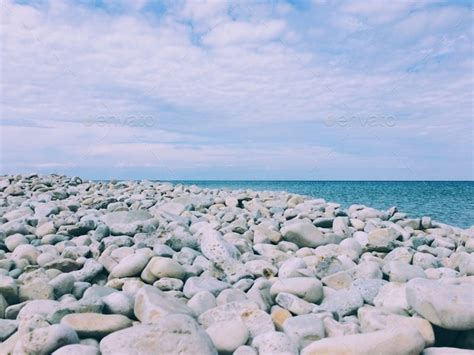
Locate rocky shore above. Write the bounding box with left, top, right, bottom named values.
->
left=0, top=174, right=473, bottom=354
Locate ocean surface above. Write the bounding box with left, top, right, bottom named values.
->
left=170, top=181, right=474, bottom=228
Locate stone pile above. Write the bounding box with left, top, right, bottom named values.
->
left=0, top=174, right=473, bottom=354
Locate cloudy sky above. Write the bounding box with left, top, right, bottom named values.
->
left=1, top=0, right=472, bottom=180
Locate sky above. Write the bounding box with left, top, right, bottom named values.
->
left=0, top=0, right=473, bottom=180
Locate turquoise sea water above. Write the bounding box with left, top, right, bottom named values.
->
left=170, top=181, right=473, bottom=228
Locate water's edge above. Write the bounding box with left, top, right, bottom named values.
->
left=166, top=181, right=474, bottom=229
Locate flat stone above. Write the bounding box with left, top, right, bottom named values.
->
left=61, top=313, right=132, bottom=339
left=301, top=326, right=425, bottom=355
left=100, top=314, right=217, bottom=355
left=52, top=344, right=100, bottom=355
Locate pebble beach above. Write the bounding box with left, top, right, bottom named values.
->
left=0, top=174, right=473, bottom=354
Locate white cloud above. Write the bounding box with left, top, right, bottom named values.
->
left=0, top=0, right=472, bottom=179
left=202, top=20, right=286, bottom=46
left=340, top=0, right=428, bottom=25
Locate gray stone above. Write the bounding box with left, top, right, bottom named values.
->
left=49, top=273, right=76, bottom=298
left=0, top=319, right=18, bottom=341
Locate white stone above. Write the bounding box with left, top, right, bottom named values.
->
left=100, top=314, right=217, bottom=355
left=134, top=285, right=194, bottom=323
left=406, top=278, right=474, bottom=330
left=301, top=326, right=425, bottom=355
left=270, top=277, right=323, bottom=303
left=206, top=320, right=249, bottom=353
left=280, top=222, right=326, bottom=248
left=282, top=314, right=325, bottom=349
left=252, top=331, right=298, bottom=355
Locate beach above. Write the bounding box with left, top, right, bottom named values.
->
left=0, top=174, right=473, bottom=354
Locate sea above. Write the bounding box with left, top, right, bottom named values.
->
left=169, top=181, right=474, bottom=229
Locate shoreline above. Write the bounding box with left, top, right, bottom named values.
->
left=98, top=178, right=474, bottom=229
left=0, top=174, right=473, bottom=354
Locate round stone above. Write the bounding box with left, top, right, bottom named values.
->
left=206, top=320, right=249, bottom=353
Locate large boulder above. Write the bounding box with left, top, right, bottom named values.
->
left=100, top=314, right=217, bottom=355
left=301, top=326, right=425, bottom=355
left=406, top=278, right=474, bottom=330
